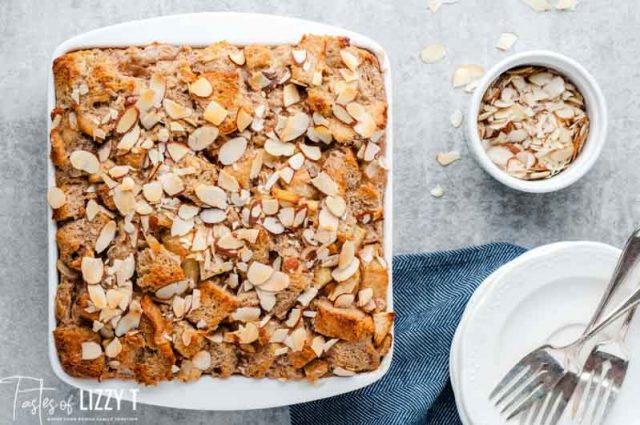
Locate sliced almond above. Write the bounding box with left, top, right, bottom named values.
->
left=248, top=262, right=274, bottom=286
left=188, top=126, right=219, bottom=151
left=278, top=112, right=310, bottom=142
left=262, top=199, right=279, bottom=215
left=158, top=173, right=184, bottom=196
left=163, top=99, right=192, bottom=120
left=171, top=217, right=194, bottom=237
left=486, top=146, right=514, bottom=168
left=150, top=74, right=166, bottom=107
left=235, top=323, right=259, bottom=344
left=299, top=143, right=321, bottom=161
left=363, top=142, right=381, bottom=162
left=142, top=181, right=163, bottom=203
left=292, top=49, right=307, bottom=64
left=325, top=196, right=347, bottom=217
left=452, top=64, right=484, bottom=88
left=338, top=240, right=356, bottom=270
left=218, top=170, right=240, bottom=192
left=334, top=293, right=355, bottom=308
left=105, top=337, right=122, bottom=358
left=450, top=109, right=463, bottom=128
left=195, top=185, right=227, bottom=208
left=116, top=125, right=140, bottom=152
left=260, top=271, right=290, bottom=292
left=331, top=258, right=360, bottom=282
left=81, top=342, right=103, bottom=360
left=200, top=208, right=227, bottom=224
left=203, top=100, right=228, bottom=126
left=436, top=151, right=461, bottom=166
left=265, top=139, right=295, bottom=157
left=283, top=84, right=300, bottom=107
left=81, top=257, right=103, bottom=284
left=229, top=50, right=246, bottom=66
left=217, top=233, right=244, bottom=250
left=333, top=367, right=356, bottom=377
left=332, top=103, right=354, bottom=124
left=136, top=89, right=156, bottom=112
left=420, top=43, right=446, bottom=64
left=219, top=137, right=247, bottom=165
left=95, top=220, right=116, bottom=254
left=116, top=106, right=139, bottom=134
left=263, top=217, right=285, bottom=234
left=236, top=108, right=253, bottom=132
left=115, top=311, right=141, bottom=336
left=47, top=187, right=66, bottom=209
left=340, top=49, right=361, bottom=71
left=190, top=77, right=213, bottom=97
left=430, top=185, right=445, bottom=198
left=231, top=307, right=261, bottom=322
left=192, top=350, right=212, bottom=371
left=288, top=153, right=305, bottom=170
left=87, top=284, right=107, bottom=309
left=496, top=33, right=519, bottom=51
left=311, top=172, right=339, bottom=196
left=70, top=150, right=100, bottom=174
left=523, top=0, right=552, bottom=12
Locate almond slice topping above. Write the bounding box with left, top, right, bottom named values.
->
left=331, top=258, right=360, bottom=282
left=325, top=196, right=346, bottom=217
left=299, top=143, right=322, bottom=161
left=420, top=43, right=446, bottom=64
left=163, top=99, right=192, bottom=120
left=195, top=185, right=227, bottom=208
left=203, top=100, right=228, bottom=126
left=260, top=271, right=290, bottom=292
left=283, top=84, right=300, bottom=107
left=142, top=181, right=163, bottom=203
left=95, top=220, right=116, bottom=253
left=278, top=112, right=310, bottom=142
left=338, top=240, right=356, bottom=270
left=105, top=338, right=122, bottom=358
left=150, top=74, right=166, bottom=107
left=265, top=139, right=295, bottom=157
left=340, top=49, right=361, bottom=71
left=311, top=172, right=339, bottom=196
left=190, top=77, right=213, bottom=97
left=192, top=350, right=212, bottom=371
left=70, top=150, right=100, bottom=174
left=200, top=208, right=227, bottom=224
left=229, top=50, right=246, bottom=66
left=116, top=106, right=139, bottom=134
left=81, top=342, right=103, bottom=360
left=218, top=170, right=240, bottom=192
left=167, top=143, right=190, bottom=162
left=88, top=284, right=107, bottom=309
left=81, top=257, right=104, bottom=284
left=236, top=108, right=253, bottom=132
left=158, top=173, right=184, bottom=196
left=47, top=187, right=66, bottom=209
left=236, top=323, right=259, bottom=344
left=292, top=49, right=307, bottom=64
left=188, top=126, right=219, bottom=151
left=219, top=137, right=247, bottom=165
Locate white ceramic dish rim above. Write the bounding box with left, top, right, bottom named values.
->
left=466, top=51, right=608, bottom=193
left=46, top=12, right=394, bottom=411
left=450, top=241, right=621, bottom=425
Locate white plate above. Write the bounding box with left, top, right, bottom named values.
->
left=450, top=243, right=585, bottom=425
left=452, top=241, right=640, bottom=425
left=47, top=12, right=394, bottom=411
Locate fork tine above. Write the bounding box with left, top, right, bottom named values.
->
left=571, top=370, right=591, bottom=418
left=587, top=368, right=609, bottom=425
left=597, top=377, right=620, bottom=425
left=526, top=396, right=545, bottom=425
left=578, top=364, right=602, bottom=423
left=505, top=380, right=548, bottom=420
left=548, top=393, right=569, bottom=425
left=491, top=361, right=531, bottom=400
left=495, top=364, right=540, bottom=407
left=539, top=386, right=562, bottom=425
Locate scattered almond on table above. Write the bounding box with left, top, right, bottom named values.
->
left=477, top=66, right=589, bottom=180
left=496, top=33, right=518, bottom=51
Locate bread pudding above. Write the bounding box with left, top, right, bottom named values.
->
left=49, top=35, right=392, bottom=385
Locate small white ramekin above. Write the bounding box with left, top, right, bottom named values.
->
left=466, top=51, right=607, bottom=193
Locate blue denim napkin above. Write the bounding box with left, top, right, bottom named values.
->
left=290, top=243, right=526, bottom=425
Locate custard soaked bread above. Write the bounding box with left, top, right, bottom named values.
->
left=50, top=35, right=392, bottom=384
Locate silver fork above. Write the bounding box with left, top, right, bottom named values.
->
left=572, top=309, right=635, bottom=425
left=491, top=228, right=640, bottom=423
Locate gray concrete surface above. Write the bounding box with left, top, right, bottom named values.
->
left=0, top=0, right=638, bottom=423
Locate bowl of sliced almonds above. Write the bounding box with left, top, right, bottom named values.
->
left=466, top=51, right=607, bottom=193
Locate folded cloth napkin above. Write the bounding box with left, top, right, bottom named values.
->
left=290, top=243, right=526, bottom=425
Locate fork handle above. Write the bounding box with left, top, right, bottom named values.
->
left=585, top=227, right=640, bottom=332
left=578, top=284, right=640, bottom=345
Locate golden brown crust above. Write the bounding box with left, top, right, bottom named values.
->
left=54, top=325, right=106, bottom=378
left=186, top=281, right=239, bottom=330
left=314, top=299, right=374, bottom=342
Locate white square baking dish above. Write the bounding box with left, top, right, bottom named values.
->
left=47, top=12, right=393, bottom=411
